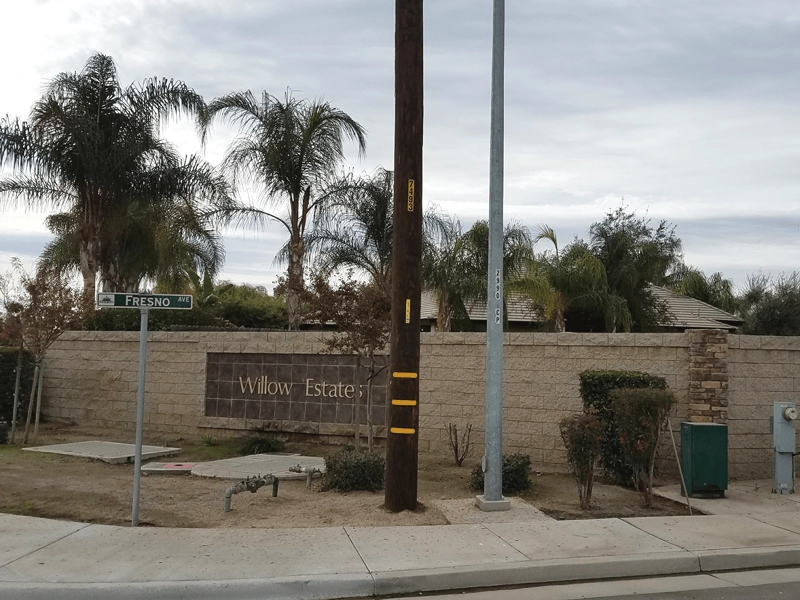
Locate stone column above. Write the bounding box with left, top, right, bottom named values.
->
left=687, top=329, right=728, bottom=423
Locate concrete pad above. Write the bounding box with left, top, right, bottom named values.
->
left=140, top=462, right=196, bottom=475
left=191, top=454, right=325, bottom=480
left=23, top=441, right=180, bottom=464
left=625, top=514, right=800, bottom=551
left=475, top=495, right=511, bottom=512
left=0, top=514, right=88, bottom=567
left=345, top=524, right=527, bottom=573
left=486, top=518, right=684, bottom=560
left=433, top=498, right=552, bottom=524
left=655, top=480, right=800, bottom=515
left=2, top=524, right=366, bottom=583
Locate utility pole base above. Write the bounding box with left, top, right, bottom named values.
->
left=475, top=495, right=511, bottom=512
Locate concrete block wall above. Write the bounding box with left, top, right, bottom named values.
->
left=43, top=330, right=690, bottom=474
left=45, top=329, right=800, bottom=477
left=44, top=331, right=329, bottom=439
left=419, top=332, right=690, bottom=472
left=727, top=335, right=800, bottom=479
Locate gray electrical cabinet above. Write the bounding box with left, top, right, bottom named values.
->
left=681, top=422, right=728, bottom=498
left=772, top=401, right=797, bottom=494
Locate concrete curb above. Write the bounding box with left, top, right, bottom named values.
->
left=4, top=547, right=800, bottom=600
left=696, top=545, right=800, bottom=572
left=371, top=552, right=701, bottom=596
left=0, top=573, right=376, bottom=600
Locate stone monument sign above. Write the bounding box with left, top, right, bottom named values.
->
left=204, top=353, right=389, bottom=428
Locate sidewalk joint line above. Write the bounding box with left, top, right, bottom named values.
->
left=343, top=526, right=375, bottom=594
left=1, top=522, right=92, bottom=569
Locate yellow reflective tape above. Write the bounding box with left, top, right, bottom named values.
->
left=393, top=372, right=418, bottom=379
left=392, top=399, right=417, bottom=406
left=390, top=427, right=415, bottom=435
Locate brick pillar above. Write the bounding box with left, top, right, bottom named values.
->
left=687, top=329, right=728, bottom=423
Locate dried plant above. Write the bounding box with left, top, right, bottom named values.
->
left=447, top=423, right=472, bottom=467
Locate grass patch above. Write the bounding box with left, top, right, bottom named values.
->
left=172, top=436, right=251, bottom=462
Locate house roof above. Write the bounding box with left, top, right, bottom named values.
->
left=421, top=285, right=743, bottom=331
left=649, top=285, right=743, bottom=331
left=420, top=290, right=543, bottom=323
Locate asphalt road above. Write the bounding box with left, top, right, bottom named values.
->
left=397, top=568, right=800, bottom=600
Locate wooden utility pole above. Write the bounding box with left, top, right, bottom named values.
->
left=385, top=0, right=423, bottom=513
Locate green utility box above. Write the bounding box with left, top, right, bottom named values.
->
left=681, top=422, right=728, bottom=498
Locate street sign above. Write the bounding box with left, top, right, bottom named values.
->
left=95, top=291, right=192, bottom=525
left=97, top=293, right=193, bottom=310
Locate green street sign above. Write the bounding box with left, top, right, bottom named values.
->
left=97, top=293, right=193, bottom=310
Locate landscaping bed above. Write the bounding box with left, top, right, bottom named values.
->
left=0, top=424, right=690, bottom=528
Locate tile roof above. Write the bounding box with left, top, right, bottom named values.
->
left=421, top=285, right=743, bottom=331
left=649, top=285, right=743, bottom=330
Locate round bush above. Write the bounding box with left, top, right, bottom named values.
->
left=469, top=453, right=532, bottom=495
left=321, top=449, right=385, bottom=492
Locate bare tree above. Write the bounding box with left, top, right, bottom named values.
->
left=10, top=260, right=83, bottom=443
left=304, top=271, right=390, bottom=452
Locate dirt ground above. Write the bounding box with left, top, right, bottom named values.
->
left=0, top=424, right=692, bottom=528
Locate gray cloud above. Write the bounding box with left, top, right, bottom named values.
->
left=1, top=0, right=799, bottom=290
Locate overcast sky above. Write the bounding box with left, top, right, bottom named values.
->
left=2, top=0, right=799, bottom=291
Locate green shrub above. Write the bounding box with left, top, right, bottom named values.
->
left=0, top=423, right=7, bottom=445
left=321, top=449, right=385, bottom=492
left=84, top=306, right=226, bottom=331
left=559, top=413, right=603, bottom=509
left=240, top=435, right=286, bottom=455
left=612, top=388, right=676, bottom=507
left=579, top=370, right=667, bottom=484
left=215, top=284, right=288, bottom=329
left=469, top=453, right=532, bottom=495
left=0, top=347, right=35, bottom=426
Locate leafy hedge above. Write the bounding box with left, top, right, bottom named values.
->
left=470, top=453, right=532, bottom=495
left=83, top=285, right=289, bottom=331
left=0, top=347, right=36, bottom=426
left=321, top=449, right=385, bottom=492
left=579, top=370, right=667, bottom=484
left=83, top=307, right=227, bottom=331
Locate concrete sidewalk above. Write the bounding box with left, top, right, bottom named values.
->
left=4, top=511, right=800, bottom=600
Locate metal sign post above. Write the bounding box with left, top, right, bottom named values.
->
left=131, top=308, right=149, bottom=526
left=96, top=293, right=193, bottom=526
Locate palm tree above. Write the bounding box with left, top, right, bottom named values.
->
left=421, top=215, right=471, bottom=331
left=588, top=207, right=682, bottom=331
left=0, top=53, right=209, bottom=304
left=39, top=156, right=230, bottom=293
left=510, top=226, right=631, bottom=332
left=422, top=219, right=533, bottom=331
left=670, top=267, right=738, bottom=314
left=201, top=90, right=367, bottom=329
left=305, top=167, right=394, bottom=292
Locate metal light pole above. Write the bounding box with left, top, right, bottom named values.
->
left=477, top=0, right=510, bottom=512
left=385, top=0, right=424, bottom=513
